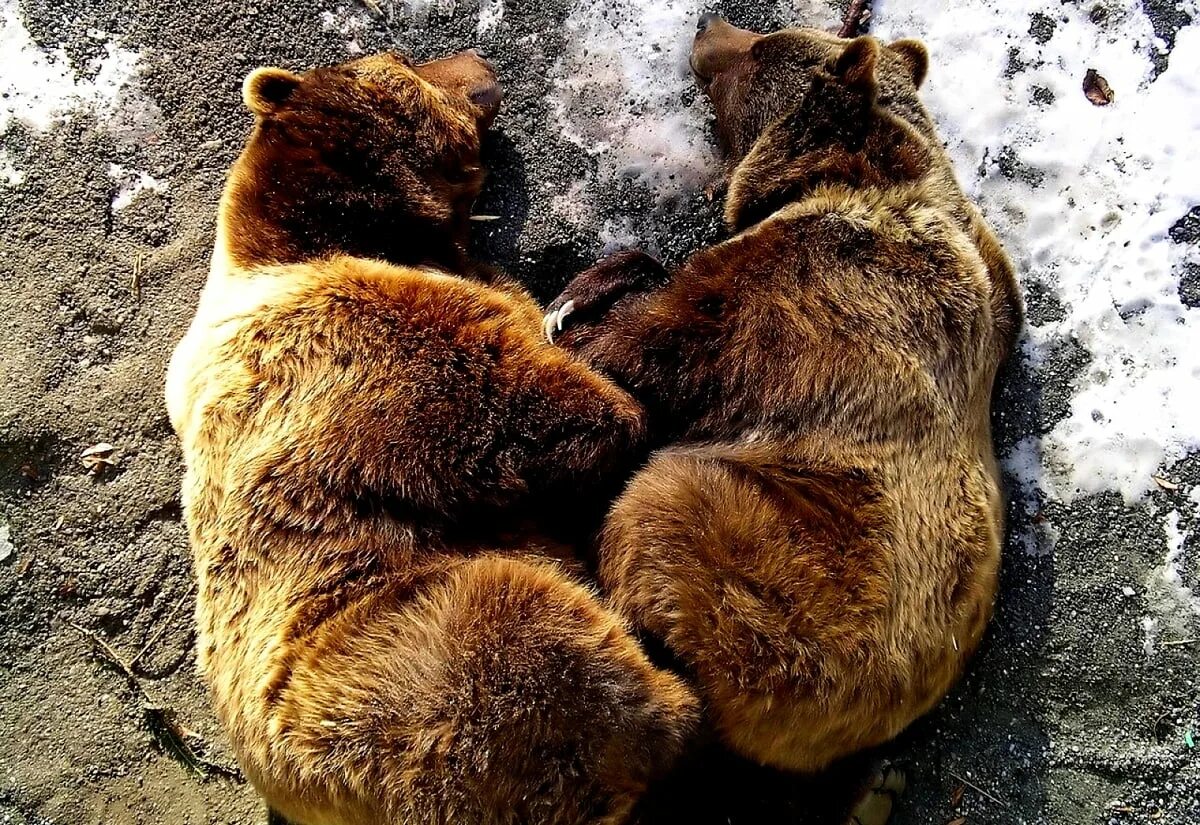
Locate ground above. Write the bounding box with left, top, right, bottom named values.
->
left=0, top=0, right=1197, bottom=823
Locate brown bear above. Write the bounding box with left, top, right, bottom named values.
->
left=546, top=17, right=1021, bottom=781
left=165, top=51, right=698, bottom=825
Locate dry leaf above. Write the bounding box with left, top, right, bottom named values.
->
left=950, top=783, right=966, bottom=807
left=81, top=442, right=117, bottom=474
left=948, top=818, right=967, bottom=825
left=469, top=214, right=501, bottom=222
left=1152, top=475, right=1179, bottom=491
left=1083, top=69, right=1114, bottom=106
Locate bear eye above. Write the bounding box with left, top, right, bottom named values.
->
left=697, top=294, right=725, bottom=317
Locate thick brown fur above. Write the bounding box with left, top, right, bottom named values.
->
left=548, top=21, right=1022, bottom=776
left=166, top=51, right=697, bottom=825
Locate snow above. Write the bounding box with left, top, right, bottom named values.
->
left=0, top=0, right=142, bottom=134
left=320, top=5, right=371, bottom=53
left=0, top=148, right=24, bottom=187
left=1, top=0, right=150, bottom=185
left=777, top=0, right=841, bottom=29
left=549, top=0, right=717, bottom=225
left=476, top=0, right=505, bottom=36
left=108, top=163, right=167, bottom=212
left=398, top=0, right=458, bottom=23
left=870, top=0, right=1200, bottom=505
left=1142, top=509, right=1199, bottom=653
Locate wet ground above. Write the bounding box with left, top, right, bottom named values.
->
left=0, top=0, right=1196, bottom=823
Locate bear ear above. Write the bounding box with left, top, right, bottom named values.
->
left=888, top=38, right=929, bottom=88
left=831, top=36, right=880, bottom=93
left=243, top=67, right=301, bottom=116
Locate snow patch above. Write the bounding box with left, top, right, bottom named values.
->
left=0, top=0, right=143, bottom=134
left=108, top=163, right=167, bottom=212
left=551, top=179, right=597, bottom=228
left=1142, top=510, right=1199, bottom=654
left=399, top=0, right=458, bottom=23
left=0, top=148, right=24, bottom=187
left=320, top=5, right=371, bottom=54
left=873, top=0, right=1200, bottom=504
left=599, top=216, right=640, bottom=254
left=476, top=0, right=504, bottom=35
left=776, top=0, right=842, bottom=30
left=550, top=0, right=716, bottom=223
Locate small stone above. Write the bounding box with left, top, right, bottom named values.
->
left=0, top=523, right=13, bottom=562
left=1121, top=586, right=1136, bottom=598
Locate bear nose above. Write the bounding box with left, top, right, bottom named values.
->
left=697, top=12, right=722, bottom=32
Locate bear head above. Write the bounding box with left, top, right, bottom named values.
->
left=692, top=18, right=935, bottom=230
left=547, top=22, right=952, bottom=442
left=224, top=50, right=503, bottom=271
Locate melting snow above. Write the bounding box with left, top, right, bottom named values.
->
left=1, top=0, right=153, bottom=185
left=777, top=0, right=841, bottom=30
left=108, top=163, right=167, bottom=212
left=398, top=0, right=458, bottom=23
left=549, top=0, right=717, bottom=225
left=476, top=0, right=505, bottom=35
left=0, top=148, right=24, bottom=187
left=871, top=0, right=1200, bottom=505
left=0, top=0, right=142, bottom=134
left=321, top=5, right=371, bottom=54
left=1142, top=509, right=1199, bottom=653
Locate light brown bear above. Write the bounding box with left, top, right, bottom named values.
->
left=165, top=51, right=698, bottom=825
left=547, top=17, right=1021, bottom=782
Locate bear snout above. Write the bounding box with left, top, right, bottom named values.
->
left=691, top=15, right=760, bottom=85
left=416, top=50, right=503, bottom=124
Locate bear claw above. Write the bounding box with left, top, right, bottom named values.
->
left=543, top=300, right=576, bottom=342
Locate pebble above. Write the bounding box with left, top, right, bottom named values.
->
left=0, top=523, right=13, bottom=562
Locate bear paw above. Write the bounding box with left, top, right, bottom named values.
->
left=847, top=762, right=906, bottom=825
left=544, top=249, right=669, bottom=343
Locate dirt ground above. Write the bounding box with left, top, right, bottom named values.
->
left=1, top=0, right=1197, bottom=823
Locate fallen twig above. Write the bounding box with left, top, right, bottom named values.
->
left=948, top=771, right=1008, bottom=808
left=132, top=251, right=145, bottom=301
left=839, top=0, right=873, bottom=38
left=71, top=621, right=138, bottom=682
left=1159, top=638, right=1198, bottom=648
left=359, top=0, right=383, bottom=16
left=69, top=621, right=242, bottom=782
left=131, top=584, right=194, bottom=670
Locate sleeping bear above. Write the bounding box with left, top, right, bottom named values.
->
left=547, top=17, right=1021, bottom=781
left=165, top=51, right=698, bottom=825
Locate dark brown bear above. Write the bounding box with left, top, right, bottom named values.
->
left=166, top=51, right=697, bottom=825
left=547, top=17, right=1021, bottom=783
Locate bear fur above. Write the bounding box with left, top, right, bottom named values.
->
left=548, top=22, right=1021, bottom=775
left=165, top=51, right=697, bottom=825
